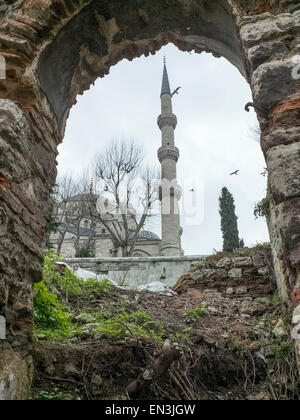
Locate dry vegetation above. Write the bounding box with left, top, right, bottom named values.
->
left=31, top=255, right=300, bottom=400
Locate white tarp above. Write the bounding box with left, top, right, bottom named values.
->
left=137, top=281, right=177, bottom=297
left=56, top=262, right=123, bottom=288
left=73, top=266, right=106, bottom=282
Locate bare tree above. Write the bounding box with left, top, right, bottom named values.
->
left=53, top=174, right=76, bottom=255
left=52, top=174, right=93, bottom=256
left=82, top=139, right=160, bottom=257
left=249, top=124, right=261, bottom=144
left=52, top=140, right=159, bottom=257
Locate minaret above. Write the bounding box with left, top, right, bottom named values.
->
left=157, top=58, right=182, bottom=256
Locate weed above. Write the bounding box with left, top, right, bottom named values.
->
left=232, top=339, right=246, bottom=358
left=185, top=307, right=206, bottom=324
left=96, top=309, right=165, bottom=343
left=196, top=259, right=206, bottom=268
left=254, top=196, right=270, bottom=219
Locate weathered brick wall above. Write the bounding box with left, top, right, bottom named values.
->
left=0, top=0, right=299, bottom=398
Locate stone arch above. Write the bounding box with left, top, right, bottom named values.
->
left=133, top=249, right=152, bottom=257
left=36, top=0, right=245, bottom=131
left=0, top=0, right=300, bottom=399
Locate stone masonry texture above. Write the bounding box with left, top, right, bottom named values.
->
left=0, top=0, right=300, bottom=398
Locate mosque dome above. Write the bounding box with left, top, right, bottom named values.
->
left=137, top=230, right=161, bottom=241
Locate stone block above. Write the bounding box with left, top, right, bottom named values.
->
left=293, top=304, right=300, bottom=319
left=267, top=142, right=300, bottom=205
left=216, top=257, right=232, bottom=269
left=273, top=319, right=288, bottom=338
left=236, top=286, right=248, bottom=295
left=232, top=257, right=252, bottom=267
left=191, top=270, right=204, bottom=282
left=252, top=254, right=265, bottom=268
left=228, top=268, right=242, bottom=278
left=258, top=266, right=269, bottom=276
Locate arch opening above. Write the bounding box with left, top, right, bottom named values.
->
left=0, top=0, right=300, bottom=399
left=54, top=43, right=268, bottom=259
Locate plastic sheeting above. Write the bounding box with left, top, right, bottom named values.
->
left=56, top=262, right=121, bottom=287
left=137, top=281, right=177, bottom=296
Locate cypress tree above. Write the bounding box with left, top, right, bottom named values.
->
left=219, top=187, right=240, bottom=252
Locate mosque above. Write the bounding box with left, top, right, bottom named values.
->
left=50, top=60, right=183, bottom=258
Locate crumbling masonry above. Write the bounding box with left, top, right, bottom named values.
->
left=0, top=0, right=300, bottom=399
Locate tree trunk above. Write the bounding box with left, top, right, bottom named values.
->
left=126, top=340, right=181, bottom=398
left=57, top=232, right=66, bottom=255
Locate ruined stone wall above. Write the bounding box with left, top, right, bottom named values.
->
left=174, top=252, right=275, bottom=299
left=0, top=0, right=299, bottom=398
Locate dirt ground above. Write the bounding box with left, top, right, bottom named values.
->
left=31, top=282, right=300, bottom=400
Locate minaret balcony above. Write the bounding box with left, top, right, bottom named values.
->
left=157, top=113, right=177, bottom=130
left=158, top=182, right=182, bottom=201
left=158, top=145, right=179, bottom=163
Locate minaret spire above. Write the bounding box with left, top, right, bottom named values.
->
left=161, top=58, right=171, bottom=97
left=157, top=58, right=183, bottom=256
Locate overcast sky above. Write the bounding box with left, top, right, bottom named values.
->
left=57, top=43, right=269, bottom=255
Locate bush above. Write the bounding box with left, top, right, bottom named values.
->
left=75, top=248, right=92, bottom=258
left=43, top=250, right=111, bottom=298
left=33, top=281, right=72, bottom=336
left=33, top=250, right=111, bottom=339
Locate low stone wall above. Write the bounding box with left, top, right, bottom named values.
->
left=62, top=255, right=203, bottom=288
left=174, top=252, right=275, bottom=299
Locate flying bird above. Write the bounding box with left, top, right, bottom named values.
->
left=189, top=189, right=195, bottom=192
left=230, top=170, right=239, bottom=176
left=172, top=87, right=182, bottom=97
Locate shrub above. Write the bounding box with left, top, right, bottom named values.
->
left=75, top=248, right=92, bottom=258
left=254, top=196, right=270, bottom=219
left=43, top=250, right=111, bottom=298
left=33, top=250, right=111, bottom=339
left=33, top=281, right=72, bottom=335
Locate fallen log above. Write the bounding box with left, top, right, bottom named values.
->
left=126, top=339, right=182, bottom=398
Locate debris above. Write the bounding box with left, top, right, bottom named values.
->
left=126, top=339, right=182, bottom=398
left=137, top=281, right=177, bottom=296
left=272, top=319, right=287, bottom=338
